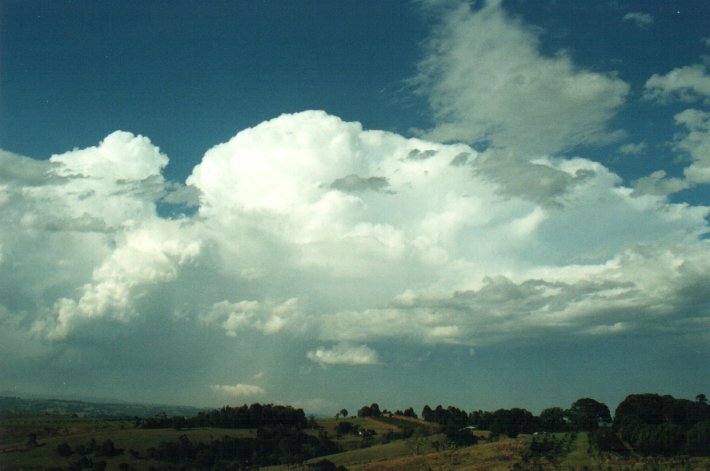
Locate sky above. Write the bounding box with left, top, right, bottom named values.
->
left=0, top=0, right=709, bottom=416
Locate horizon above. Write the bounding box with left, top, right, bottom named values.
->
left=3, top=389, right=704, bottom=419
left=1, top=0, right=709, bottom=416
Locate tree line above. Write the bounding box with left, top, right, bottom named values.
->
left=355, top=393, right=710, bottom=456
left=132, top=393, right=708, bottom=459
left=614, top=393, right=710, bottom=455
left=137, top=403, right=308, bottom=430
left=143, top=426, right=340, bottom=468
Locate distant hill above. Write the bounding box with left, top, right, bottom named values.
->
left=0, top=395, right=203, bottom=418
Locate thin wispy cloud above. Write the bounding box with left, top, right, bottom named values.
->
left=623, top=12, right=653, bottom=28
left=416, top=0, right=629, bottom=155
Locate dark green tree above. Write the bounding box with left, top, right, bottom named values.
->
left=614, top=394, right=665, bottom=427
left=489, top=408, right=537, bottom=437
left=567, top=398, right=611, bottom=430
left=422, top=405, right=433, bottom=422
left=539, top=407, right=566, bottom=432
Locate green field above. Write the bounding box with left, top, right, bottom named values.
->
left=1, top=412, right=259, bottom=470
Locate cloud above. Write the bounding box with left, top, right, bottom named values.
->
left=201, top=298, right=299, bottom=336
left=160, top=182, right=201, bottom=207
left=415, top=0, right=629, bottom=155
left=618, top=142, right=647, bottom=155
left=306, top=343, right=379, bottom=366
left=0, top=149, right=54, bottom=186
left=471, top=149, right=597, bottom=207
left=330, top=175, right=390, bottom=194
left=2, top=111, right=709, bottom=406
left=622, top=12, right=653, bottom=28
left=632, top=170, right=689, bottom=197
left=210, top=384, right=265, bottom=397
left=0, top=132, right=205, bottom=341
left=644, top=64, right=710, bottom=104
left=637, top=64, right=710, bottom=191
left=314, top=240, right=710, bottom=347
left=5, top=111, right=710, bottom=349
left=48, top=220, right=201, bottom=339
left=674, top=108, right=710, bottom=184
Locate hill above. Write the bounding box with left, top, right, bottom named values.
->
left=0, top=395, right=203, bottom=419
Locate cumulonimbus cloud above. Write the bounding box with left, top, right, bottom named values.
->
left=2, top=111, right=709, bottom=354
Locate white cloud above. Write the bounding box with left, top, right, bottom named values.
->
left=0, top=149, right=53, bottom=186
left=415, top=0, right=629, bottom=155
left=623, top=12, right=653, bottom=28
left=201, top=298, right=299, bottom=337
left=584, top=322, right=631, bottom=335
left=306, top=343, right=379, bottom=366
left=1, top=112, right=709, bottom=386
left=314, top=240, right=710, bottom=347
left=674, top=108, right=710, bottom=184
left=0, top=132, right=205, bottom=340
left=632, top=170, right=689, bottom=196
left=618, top=142, right=647, bottom=155
left=644, top=64, right=710, bottom=104
left=49, top=220, right=201, bottom=338
left=638, top=63, right=710, bottom=191
left=210, top=384, right=265, bottom=397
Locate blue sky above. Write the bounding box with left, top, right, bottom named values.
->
left=1, top=0, right=709, bottom=415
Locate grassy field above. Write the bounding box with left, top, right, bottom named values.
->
left=0, top=412, right=257, bottom=470
left=3, top=413, right=710, bottom=470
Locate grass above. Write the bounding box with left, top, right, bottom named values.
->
left=4, top=414, right=710, bottom=471
left=0, top=420, right=258, bottom=471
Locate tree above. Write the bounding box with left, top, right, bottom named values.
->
left=614, top=394, right=665, bottom=427
left=335, top=421, right=356, bottom=437
left=615, top=393, right=710, bottom=456
left=357, top=403, right=381, bottom=417
left=697, top=393, right=708, bottom=405
left=369, top=403, right=381, bottom=417
left=357, top=405, right=371, bottom=417
left=489, top=408, right=536, bottom=437
left=340, top=408, right=348, bottom=418
left=568, top=398, right=611, bottom=431
left=443, top=425, right=477, bottom=447
left=422, top=405, right=433, bottom=422
left=539, top=407, right=566, bottom=432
